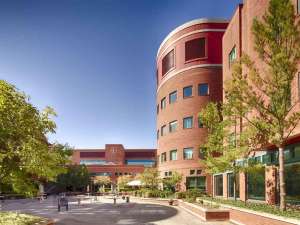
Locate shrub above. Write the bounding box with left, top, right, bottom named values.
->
left=175, top=191, right=186, bottom=199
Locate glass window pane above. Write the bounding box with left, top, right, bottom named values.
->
left=184, top=148, right=193, bottom=159
left=169, top=120, right=177, bottom=133
left=170, top=150, right=177, bottom=160
left=169, top=91, right=177, bottom=104
left=162, top=50, right=175, bottom=76
left=183, top=116, right=193, bottom=129
left=247, top=167, right=265, bottom=200
left=161, top=125, right=166, bottom=136
left=214, top=175, right=223, bottom=196
left=161, top=97, right=166, bottom=109
left=183, top=86, right=193, bottom=98
left=285, top=164, right=300, bottom=204
left=198, top=83, right=209, bottom=96
left=185, top=38, right=206, bottom=61
left=229, top=46, right=237, bottom=67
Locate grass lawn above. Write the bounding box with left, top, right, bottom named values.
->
left=0, top=211, right=47, bottom=225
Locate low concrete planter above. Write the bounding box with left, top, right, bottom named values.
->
left=200, top=199, right=300, bottom=225
left=178, top=200, right=230, bottom=221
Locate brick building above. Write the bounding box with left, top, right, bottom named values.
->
left=215, top=0, right=300, bottom=205
left=156, top=19, right=228, bottom=192
left=72, top=144, right=156, bottom=187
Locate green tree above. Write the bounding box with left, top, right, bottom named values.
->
left=94, top=176, right=111, bottom=192
left=225, top=0, right=300, bottom=210
left=139, top=168, right=160, bottom=190
left=56, top=165, right=90, bottom=192
left=0, top=80, right=71, bottom=196
left=117, top=175, right=132, bottom=191
left=162, top=171, right=182, bottom=192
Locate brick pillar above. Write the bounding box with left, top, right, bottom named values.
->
left=223, top=173, right=228, bottom=198
left=206, top=174, right=213, bottom=196
left=239, top=172, right=247, bottom=202
left=265, top=166, right=277, bottom=205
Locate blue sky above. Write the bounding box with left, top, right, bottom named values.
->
left=0, top=0, right=241, bottom=149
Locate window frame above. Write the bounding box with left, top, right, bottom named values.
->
left=183, top=147, right=194, bottom=160
left=183, top=85, right=193, bottom=98
left=183, top=116, right=193, bottom=129
left=169, top=90, right=177, bottom=104
left=161, top=125, right=167, bottom=136
left=198, top=83, right=209, bottom=96
left=161, top=97, right=166, bottom=110
left=170, top=149, right=177, bottom=161
left=229, top=45, right=237, bottom=67
left=185, top=37, right=206, bottom=62
left=169, top=120, right=178, bottom=133
left=162, top=49, right=175, bottom=76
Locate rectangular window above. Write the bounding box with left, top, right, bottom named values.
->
left=185, top=38, right=206, bottom=61
left=80, top=160, right=106, bottom=165
left=157, top=104, right=159, bottom=114
left=183, top=116, right=193, bottom=129
left=214, top=174, right=223, bottom=196
left=170, top=150, right=177, bottom=160
left=229, top=46, right=237, bottom=67
left=248, top=167, right=265, bottom=200
left=298, top=0, right=300, bottom=14
left=190, top=170, right=195, bottom=175
left=197, top=169, right=202, bottom=175
left=157, top=130, right=159, bottom=139
left=161, top=152, right=167, bottom=163
left=162, top=49, right=175, bottom=76
left=198, top=116, right=204, bottom=128
left=125, top=159, right=155, bottom=167
left=183, top=147, right=193, bottom=159
left=199, top=148, right=206, bottom=159
left=161, top=97, right=166, bottom=109
left=186, top=176, right=206, bottom=191
left=161, top=125, right=167, bottom=136
left=198, top=83, right=209, bottom=96
left=164, top=171, right=168, bottom=177
left=227, top=173, right=239, bottom=198
left=169, top=91, right=177, bottom=104
left=183, top=86, right=193, bottom=98
left=169, top=120, right=177, bottom=133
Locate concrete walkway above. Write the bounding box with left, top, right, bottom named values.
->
left=0, top=196, right=232, bottom=225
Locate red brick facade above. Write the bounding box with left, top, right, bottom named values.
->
left=156, top=19, right=228, bottom=191
left=220, top=0, right=300, bottom=205
left=72, top=144, right=156, bottom=183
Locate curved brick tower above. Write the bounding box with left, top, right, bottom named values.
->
left=156, top=18, right=228, bottom=192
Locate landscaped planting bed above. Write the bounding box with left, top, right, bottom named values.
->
left=0, top=212, right=51, bottom=225
left=199, top=197, right=300, bottom=225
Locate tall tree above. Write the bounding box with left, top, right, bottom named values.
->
left=0, top=80, right=71, bottom=196
left=225, top=0, right=300, bottom=210
left=162, top=171, right=182, bottom=192
left=56, top=165, right=90, bottom=192
left=139, top=168, right=160, bottom=190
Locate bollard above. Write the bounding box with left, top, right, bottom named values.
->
left=113, top=197, right=116, bottom=204
left=126, top=196, right=130, bottom=203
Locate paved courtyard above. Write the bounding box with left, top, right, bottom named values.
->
left=0, top=196, right=232, bottom=225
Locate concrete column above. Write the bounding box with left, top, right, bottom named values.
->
left=223, top=173, right=228, bottom=198
left=206, top=174, right=213, bottom=196
left=265, top=166, right=277, bottom=205
left=239, top=172, right=247, bottom=202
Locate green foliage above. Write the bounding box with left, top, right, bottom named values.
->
left=117, top=175, right=133, bottom=190
left=139, top=168, right=160, bottom=190
left=135, top=188, right=173, bottom=198
left=175, top=189, right=205, bottom=202
left=56, top=164, right=90, bottom=192
left=0, top=80, right=72, bottom=196
left=199, top=102, right=257, bottom=174
left=200, top=197, right=300, bottom=220
left=162, top=171, right=182, bottom=192
left=224, top=0, right=300, bottom=210
left=0, top=212, right=46, bottom=225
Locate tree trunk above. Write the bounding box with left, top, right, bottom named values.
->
left=278, top=146, right=286, bottom=211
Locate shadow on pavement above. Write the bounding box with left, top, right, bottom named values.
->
left=55, top=202, right=178, bottom=225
